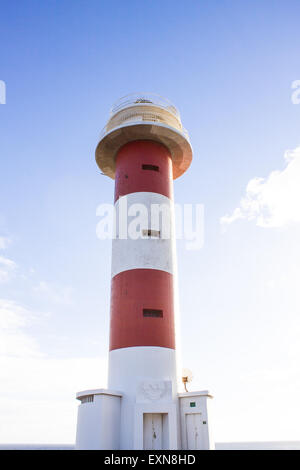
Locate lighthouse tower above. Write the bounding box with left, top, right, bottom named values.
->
left=75, top=93, right=214, bottom=450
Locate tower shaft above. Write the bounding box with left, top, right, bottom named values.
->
left=108, top=140, right=179, bottom=449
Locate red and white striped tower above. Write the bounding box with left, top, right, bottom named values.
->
left=99, top=94, right=192, bottom=449
left=76, top=93, right=200, bottom=450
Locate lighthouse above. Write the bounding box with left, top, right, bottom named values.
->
left=75, top=93, right=214, bottom=450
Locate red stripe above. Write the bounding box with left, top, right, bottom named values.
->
left=109, top=269, right=175, bottom=350
left=114, top=140, right=173, bottom=202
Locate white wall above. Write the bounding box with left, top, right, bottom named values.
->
left=75, top=392, right=121, bottom=450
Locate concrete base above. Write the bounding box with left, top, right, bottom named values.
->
left=75, top=387, right=214, bottom=450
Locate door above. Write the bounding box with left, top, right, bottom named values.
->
left=143, top=413, right=164, bottom=450
left=186, top=413, right=206, bottom=450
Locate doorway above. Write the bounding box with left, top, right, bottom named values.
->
left=186, top=413, right=207, bottom=450
left=143, top=413, right=169, bottom=450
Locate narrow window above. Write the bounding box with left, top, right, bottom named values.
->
left=190, top=402, right=196, bottom=408
left=142, top=229, right=160, bottom=238
left=81, top=395, right=94, bottom=404
left=142, top=164, right=159, bottom=172
left=143, top=309, right=163, bottom=318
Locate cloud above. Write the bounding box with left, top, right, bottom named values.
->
left=0, top=229, right=106, bottom=444
left=0, top=355, right=107, bottom=444
left=0, top=237, right=11, bottom=250
left=0, top=256, right=17, bottom=283
left=0, top=297, right=107, bottom=443
left=221, top=146, right=300, bottom=228
left=0, top=299, right=39, bottom=357
left=0, top=236, right=16, bottom=282
left=33, top=281, right=73, bottom=305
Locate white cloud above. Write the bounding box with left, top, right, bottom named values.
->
left=0, top=299, right=39, bottom=358
left=0, top=356, right=107, bottom=444
left=0, top=229, right=107, bottom=444
left=33, top=281, right=73, bottom=305
left=221, top=146, right=300, bottom=228
left=0, top=256, right=17, bottom=283
left=0, top=237, right=11, bottom=250
left=0, top=297, right=107, bottom=443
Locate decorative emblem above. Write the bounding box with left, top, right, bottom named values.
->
left=139, top=380, right=167, bottom=401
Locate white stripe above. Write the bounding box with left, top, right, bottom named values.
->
left=108, top=346, right=179, bottom=394
left=112, top=192, right=176, bottom=277
left=108, top=346, right=181, bottom=449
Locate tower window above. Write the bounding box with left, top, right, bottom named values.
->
left=142, top=229, right=160, bottom=238
left=143, top=309, right=163, bottom=318
left=142, top=164, right=159, bottom=172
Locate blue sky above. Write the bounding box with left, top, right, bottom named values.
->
left=0, top=0, right=300, bottom=443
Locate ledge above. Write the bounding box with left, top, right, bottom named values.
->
left=178, top=390, right=214, bottom=399
left=76, top=388, right=123, bottom=400
left=95, top=121, right=192, bottom=180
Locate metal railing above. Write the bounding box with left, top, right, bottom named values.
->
left=110, top=92, right=180, bottom=118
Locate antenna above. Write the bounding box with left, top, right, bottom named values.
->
left=182, top=368, right=193, bottom=392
